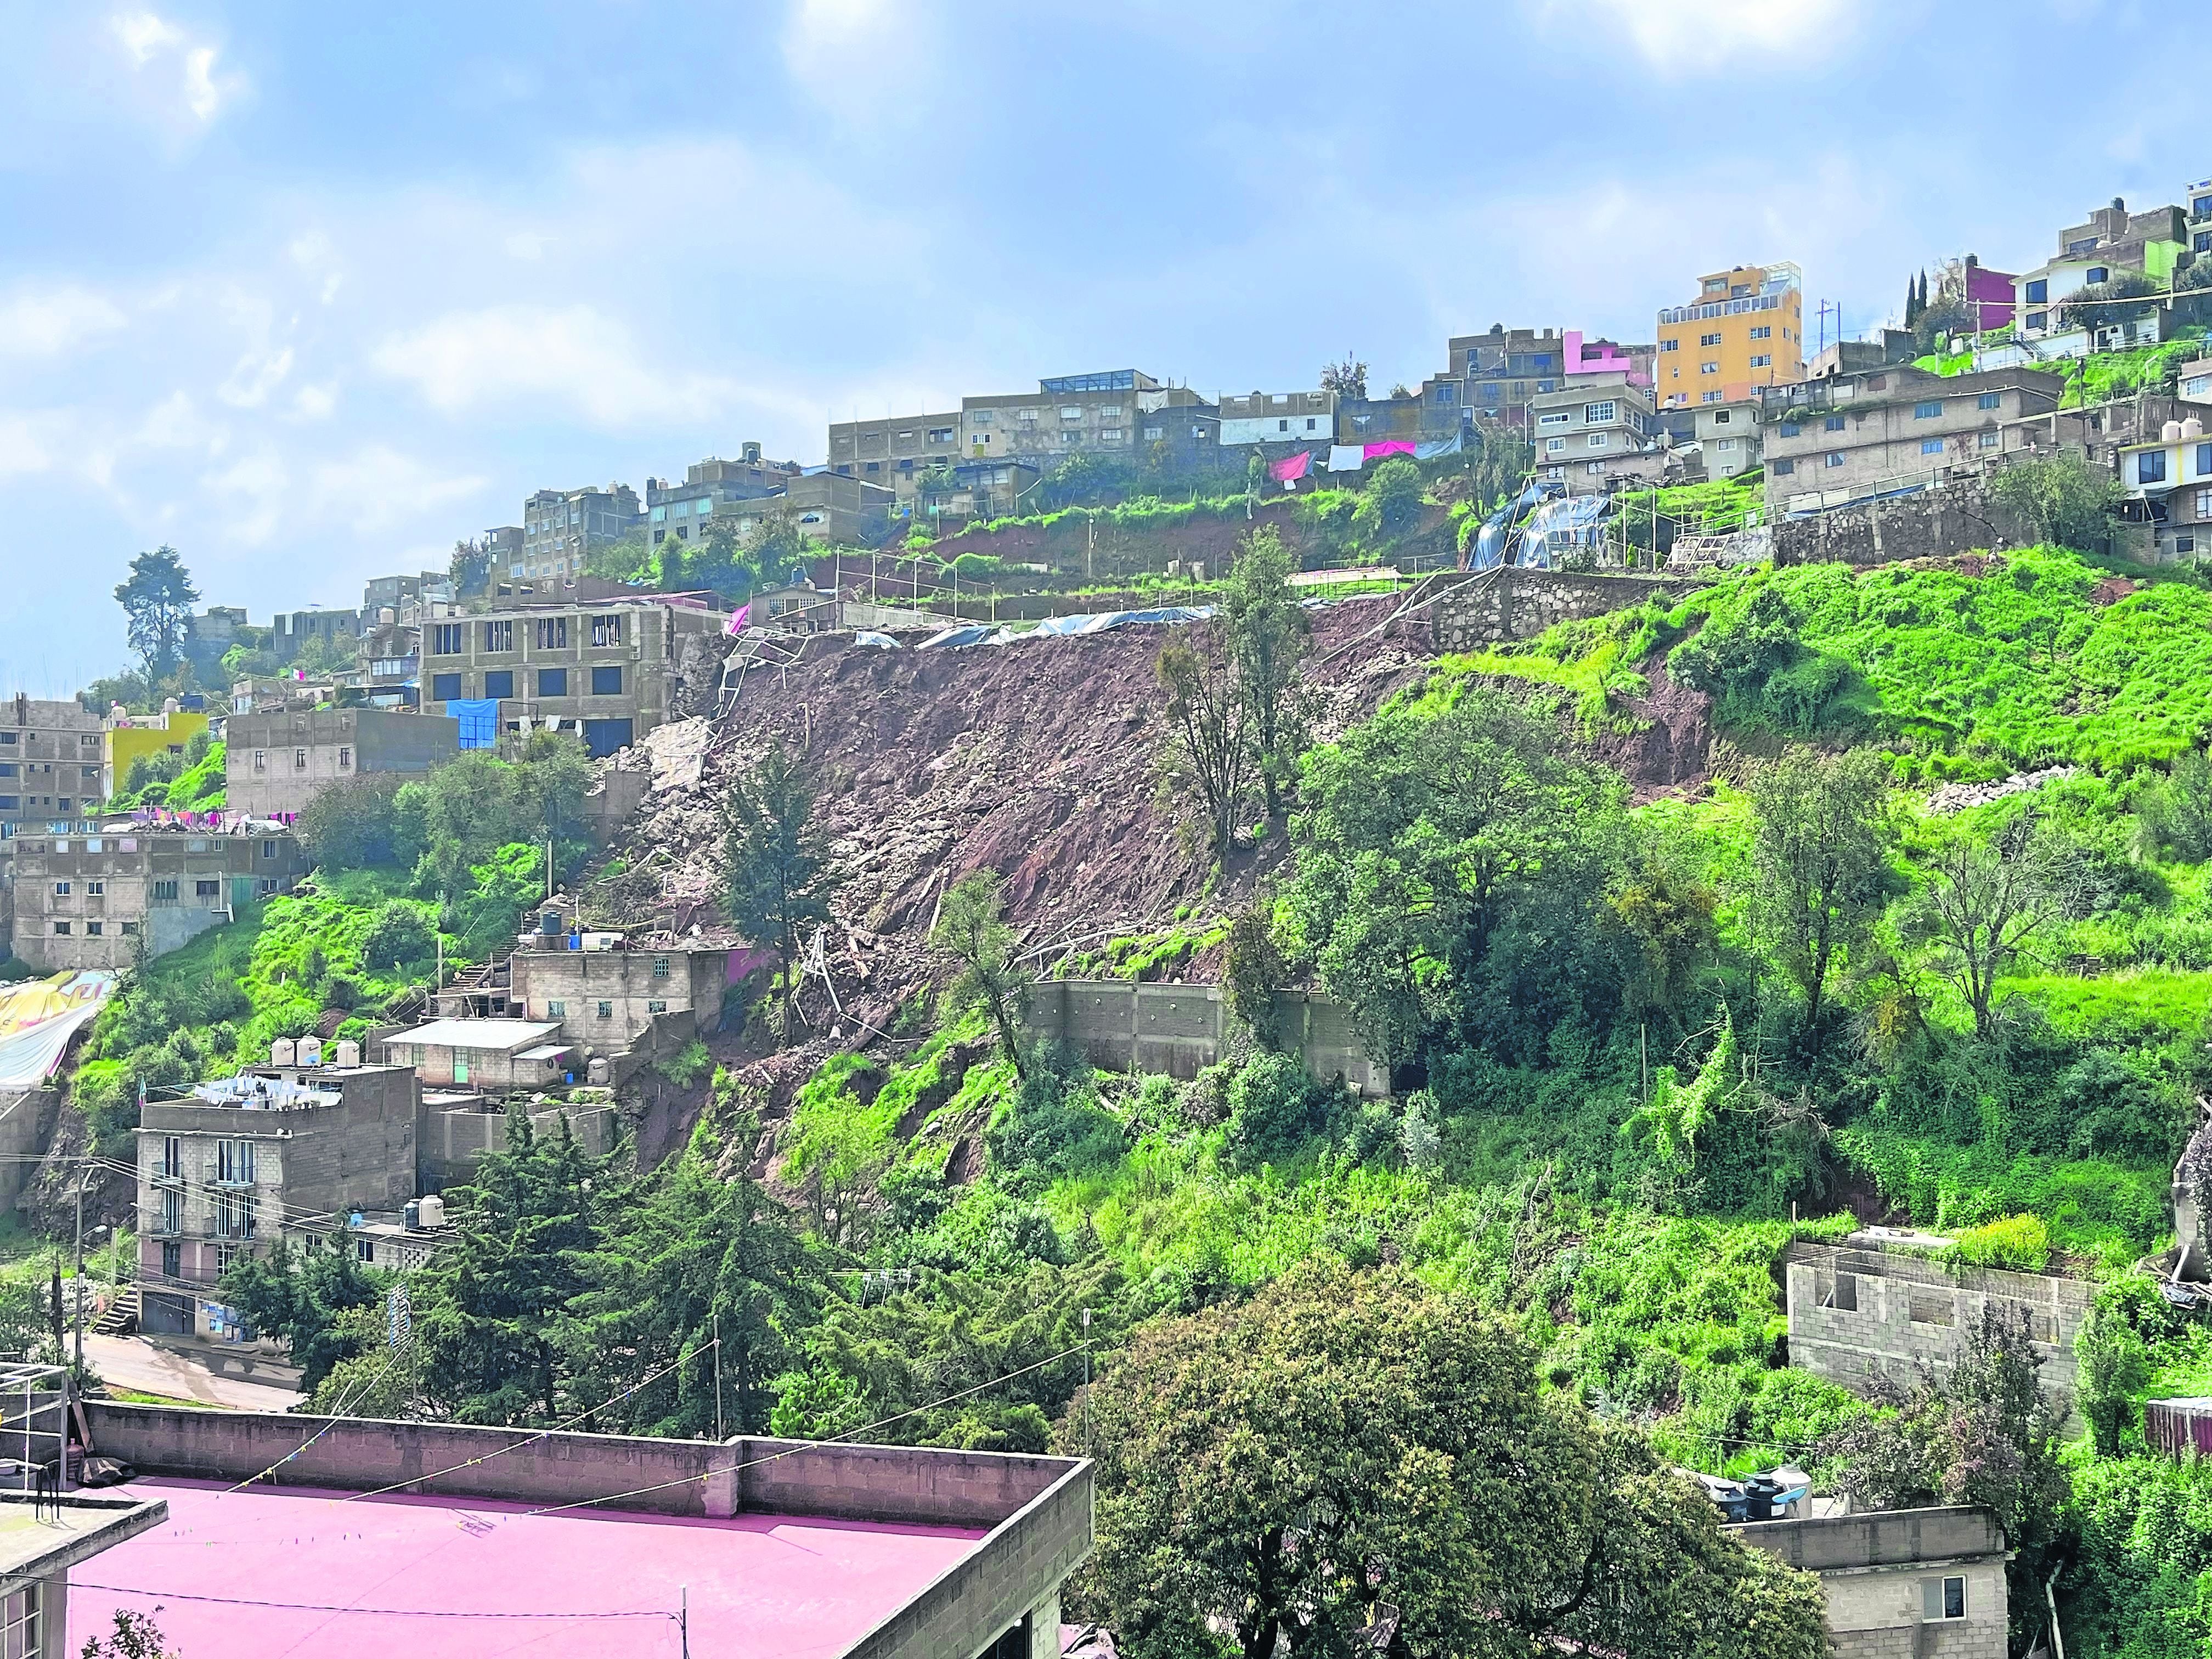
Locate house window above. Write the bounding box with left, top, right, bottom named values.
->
left=482, top=620, right=514, bottom=652
left=432, top=673, right=462, bottom=701
left=534, top=617, right=569, bottom=650
left=1702, top=391, right=1724, bottom=403
left=151, top=881, right=177, bottom=901
left=1099, top=428, right=1124, bottom=444
left=1749, top=354, right=1771, bottom=368
left=160, top=1135, right=183, bottom=1177
left=1921, top=438, right=1945, bottom=455
left=1585, top=461, right=1604, bottom=476
left=1717, top=439, right=1736, bottom=452
left=294, top=748, right=307, bottom=770
left=2196, top=488, right=2212, bottom=516
left=195, top=879, right=220, bottom=897
left=1979, top=431, right=2000, bottom=449
left=252, top=749, right=267, bottom=772
left=431, top=623, right=464, bottom=654
left=647, top=998, right=668, bottom=1013
left=537, top=668, right=569, bottom=697
left=1701, top=362, right=1719, bottom=375
left=1539, top=411, right=1572, bottom=426
left=596, top=1001, right=613, bottom=1019
left=547, top=1000, right=567, bottom=1018
left=50, top=922, right=68, bottom=935
left=483, top=669, right=514, bottom=699
left=1826, top=453, right=1846, bottom=468
left=52, top=881, right=68, bottom=895
left=219, top=1139, right=255, bottom=1184
left=261, top=839, right=278, bottom=859
left=337, top=746, right=352, bottom=769
left=2180, top=534, right=2198, bottom=555
left=2025, top=279, right=2048, bottom=303
left=652, top=956, right=670, bottom=978
left=1978, top=392, right=2002, bottom=410
left=2197, top=443, right=2212, bottom=478
left=589, top=615, right=624, bottom=648
left=1588, top=434, right=1607, bottom=449
left=2027, top=311, right=2047, bottom=331
left=86, top=880, right=102, bottom=895
left=358, top=1238, right=376, bottom=1263
left=1914, top=400, right=1943, bottom=419
left=2140, top=450, right=2169, bottom=484
left=1713, top=410, right=1731, bottom=425
left=1825, top=415, right=1846, bottom=431
left=591, top=665, right=622, bottom=696
left=0, top=1583, right=38, bottom=1656
left=2087, top=266, right=2108, bottom=284
left=1699, top=332, right=1722, bottom=347
left=1546, top=437, right=1567, bottom=453
left=1584, top=402, right=1616, bottom=423
left=1142, top=425, right=1164, bottom=441
left=1779, top=421, right=1801, bottom=437
left=86, top=922, right=102, bottom=936
left=1921, top=1577, right=1967, bottom=1622
left=1750, top=325, right=1772, bottom=340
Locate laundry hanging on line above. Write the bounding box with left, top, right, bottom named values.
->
left=1268, top=450, right=1313, bottom=485
left=1327, top=445, right=1364, bottom=473
left=1363, top=439, right=1418, bottom=461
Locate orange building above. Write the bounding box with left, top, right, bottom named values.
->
left=1655, top=262, right=1804, bottom=409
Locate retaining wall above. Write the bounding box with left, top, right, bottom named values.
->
left=1024, top=981, right=1387, bottom=1097
left=1771, top=482, right=2033, bottom=567
left=1427, top=568, right=1692, bottom=651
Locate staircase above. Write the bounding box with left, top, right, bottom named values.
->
left=92, top=1283, right=139, bottom=1336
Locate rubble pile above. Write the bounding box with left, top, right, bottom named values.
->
left=1923, top=764, right=2077, bottom=815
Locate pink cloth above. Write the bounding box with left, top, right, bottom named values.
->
left=1362, top=441, right=1417, bottom=460
left=723, top=602, right=752, bottom=637
left=1268, top=451, right=1313, bottom=484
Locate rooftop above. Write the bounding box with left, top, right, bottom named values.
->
left=385, top=1018, right=565, bottom=1052
left=70, top=1477, right=982, bottom=1659
left=0, top=1491, right=167, bottom=1583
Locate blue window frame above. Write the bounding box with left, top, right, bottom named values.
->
left=1914, top=401, right=1943, bottom=419
left=537, top=668, right=568, bottom=697
left=1977, top=393, right=2001, bottom=410
left=482, top=669, right=514, bottom=699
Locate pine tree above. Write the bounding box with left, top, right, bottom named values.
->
left=113, top=547, right=200, bottom=685
left=723, top=738, right=841, bottom=1032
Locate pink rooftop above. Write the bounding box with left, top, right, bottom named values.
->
left=70, top=1477, right=985, bottom=1658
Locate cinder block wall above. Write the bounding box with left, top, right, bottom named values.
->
left=1429, top=568, right=1691, bottom=652
left=1025, top=980, right=1388, bottom=1097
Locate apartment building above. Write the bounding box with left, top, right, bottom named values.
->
left=518, top=483, right=642, bottom=579
left=1217, top=390, right=1336, bottom=448
left=2011, top=195, right=2188, bottom=342
left=963, top=370, right=1197, bottom=466
left=1695, top=400, right=1765, bottom=479
left=225, top=707, right=460, bottom=816
left=1762, top=366, right=2065, bottom=509
left=135, top=1061, right=420, bottom=1338
left=827, top=413, right=963, bottom=500
left=423, top=595, right=729, bottom=757
left=271, top=607, right=362, bottom=662
left=644, top=447, right=799, bottom=545
left=2118, top=413, right=2212, bottom=561
left=0, top=697, right=105, bottom=844
left=103, top=706, right=211, bottom=800
left=9, top=827, right=310, bottom=972
left=1528, top=374, right=1668, bottom=488
left=1443, top=325, right=1565, bottom=428
left=1656, top=263, right=1804, bottom=408
left=720, top=472, right=896, bottom=548
left=509, top=939, right=736, bottom=1051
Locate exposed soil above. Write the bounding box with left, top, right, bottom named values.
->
left=1589, top=655, right=1717, bottom=804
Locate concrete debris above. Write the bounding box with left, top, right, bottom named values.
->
left=1923, top=765, right=2077, bottom=816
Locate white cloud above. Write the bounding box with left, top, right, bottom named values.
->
left=290, top=382, right=336, bottom=421
left=0, top=287, right=128, bottom=357
left=202, top=449, right=287, bottom=544
left=306, top=445, right=486, bottom=532
left=109, top=9, right=247, bottom=126
left=287, top=230, right=345, bottom=303
left=1557, top=0, right=1853, bottom=71
left=371, top=304, right=741, bottom=430
left=782, top=0, right=929, bottom=124
left=217, top=346, right=294, bottom=408
left=0, top=415, right=59, bottom=479
left=134, top=390, right=227, bottom=455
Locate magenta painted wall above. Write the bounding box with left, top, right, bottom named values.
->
left=1562, top=330, right=1652, bottom=387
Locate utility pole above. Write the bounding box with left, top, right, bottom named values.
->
left=1081, top=1307, right=1093, bottom=1455
left=713, top=1313, right=725, bottom=1442
left=681, top=1587, right=691, bottom=1659
left=72, top=1172, right=87, bottom=1376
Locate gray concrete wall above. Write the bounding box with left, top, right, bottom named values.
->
left=0, top=1087, right=56, bottom=1214
left=510, top=945, right=729, bottom=1048
left=1428, top=568, right=1692, bottom=652
left=1785, top=1240, right=2091, bottom=1414
left=417, top=1102, right=618, bottom=1188
left=226, top=708, right=459, bottom=817
left=1024, top=980, right=1389, bottom=1097
left=1734, top=1507, right=2008, bottom=1659
left=1771, top=480, right=2034, bottom=568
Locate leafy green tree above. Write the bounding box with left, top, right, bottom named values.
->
left=1068, top=1260, right=1824, bottom=1659
left=931, top=871, right=1031, bottom=1078
left=358, top=900, right=438, bottom=974
left=1622, top=1017, right=1741, bottom=1173
left=1608, top=850, right=1720, bottom=1031
left=723, top=738, right=840, bottom=1032
left=1156, top=627, right=1255, bottom=862
left=1990, top=451, right=2120, bottom=550
left=1747, top=747, right=1899, bottom=1055
left=1906, top=813, right=2062, bottom=1042
left=114, top=546, right=200, bottom=684
left=1351, top=456, right=1424, bottom=540
left=563, top=1088, right=820, bottom=1435
left=449, top=536, right=494, bottom=596
left=1283, top=686, right=1622, bottom=1063
left=297, top=775, right=417, bottom=870
left=79, top=1609, right=179, bottom=1658
left=2075, top=1296, right=2152, bottom=1458
left=1319, top=354, right=1368, bottom=400
left=2135, top=749, right=2212, bottom=861
left=416, top=1109, right=605, bottom=1425
left=1222, top=524, right=1310, bottom=817
left=218, top=1236, right=386, bottom=1393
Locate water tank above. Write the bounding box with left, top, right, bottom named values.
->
left=2185, top=417, right=2206, bottom=441
left=418, top=1194, right=447, bottom=1228
left=379, top=606, right=397, bottom=627
left=335, top=1040, right=360, bottom=1068
left=162, top=696, right=180, bottom=715
left=587, top=1057, right=610, bottom=1086
left=539, top=910, right=563, bottom=938
left=271, top=1038, right=296, bottom=1066
left=403, top=1199, right=421, bottom=1231
left=2165, top=420, right=2186, bottom=443
left=297, top=1036, right=323, bottom=1066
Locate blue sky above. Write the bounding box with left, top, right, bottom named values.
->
left=0, top=0, right=2194, bottom=692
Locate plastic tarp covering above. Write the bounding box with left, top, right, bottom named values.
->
left=918, top=625, right=1000, bottom=650
left=853, top=631, right=901, bottom=649
left=446, top=698, right=500, bottom=749
left=1468, top=479, right=1561, bottom=571
left=921, top=607, right=1218, bottom=648
left=1513, top=493, right=1613, bottom=568
left=0, top=971, right=115, bottom=1088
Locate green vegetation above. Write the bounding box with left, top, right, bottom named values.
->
left=109, top=733, right=224, bottom=811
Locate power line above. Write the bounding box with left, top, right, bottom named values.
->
left=68, top=1584, right=677, bottom=1622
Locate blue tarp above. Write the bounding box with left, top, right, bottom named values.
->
left=447, top=698, right=500, bottom=749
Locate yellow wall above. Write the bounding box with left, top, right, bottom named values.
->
left=1655, top=264, right=1805, bottom=409
left=105, top=712, right=210, bottom=798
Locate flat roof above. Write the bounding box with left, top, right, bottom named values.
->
left=70, top=1478, right=984, bottom=1659
left=385, top=1018, right=562, bottom=1052
left=0, top=1493, right=167, bottom=1582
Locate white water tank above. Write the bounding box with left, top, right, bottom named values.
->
left=587, top=1057, right=610, bottom=1086
left=297, top=1036, right=323, bottom=1066
left=2185, top=417, right=2206, bottom=441
left=379, top=606, right=397, bottom=627
left=335, top=1040, right=360, bottom=1068
left=417, top=1194, right=447, bottom=1228
left=2164, top=420, right=2186, bottom=443
left=162, top=697, right=180, bottom=715
left=270, top=1038, right=296, bottom=1066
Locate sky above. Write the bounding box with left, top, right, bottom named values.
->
left=0, top=0, right=2197, bottom=693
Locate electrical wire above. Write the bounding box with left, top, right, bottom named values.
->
left=67, top=1584, right=676, bottom=1622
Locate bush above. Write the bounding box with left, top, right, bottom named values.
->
left=357, top=900, right=437, bottom=974
left=1223, top=1051, right=1334, bottom=1169
left=986, top=1054, right=1125, bottom=1191
left=1943, top=1213, right=2051, bottom=1272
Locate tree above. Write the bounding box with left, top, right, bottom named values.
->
left=359, top=899, right=438, bottom=974
left=1990, top=451, right=2121, bottom=550
left=1748, top=747, right=1899, bottom=1054
left=1319, top=353, right=1368, bottom=401
left=1283, top=687, right=1622, bottom=1063
left=1904, top=272, right=1923, bottom=328
left=723, top=738, right=840, bottom=1032
left=563, top=1087, right=820, bottom=1436
left=416, top=1109, right=603, bottom=1425
left=2059, top=268, right=2161, bottom=334
left=2134, top=749, right=2212, bottom=860
left=297, top=775, right=416, bottom=871
left=931, top=871, right=1032, bottom=1079
left=114, top=546, right=199, bottom=685
left=1908, top=813, right=2062, bottom=1042
left=450, top=537, right=493, bottom=596
left=1068, top=1260, right=1825, bottom=1659
left=1156, top=627, right=1255, bottom=862
left=1351, top=457, right=1424, bottom=540
left=79, top=1610, right=178, bottom=1658
left=218, top=1236, right=386, bottom=1392
left=2075, top=1295, right=2152, bottom=1458
left=2177, top=256, right=2212, bottom=296
left=1222, top=525, right=1310, bottom=817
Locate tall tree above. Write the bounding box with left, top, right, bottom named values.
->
left=1156, top=627, right=1255, bottom=862
left=114, top=546, right=199, bottom=685
left=1748, top=747, right=1900, bottom=1055
left=1222, top=526, right=1310, bottom=818
left=1319, top=353, right=1368, bottom=401
left=416, top=1109, right=603, bottom=1425
left=1909, top=813, right=2063, bottom=1042
left=1068, top=1260, right=1825, bottom=1659
left=724, top=737, right=840, bottom=1032
left=931, top=870, right=1032, bottom=1078
left=449, top=537, right=492, bottom=596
